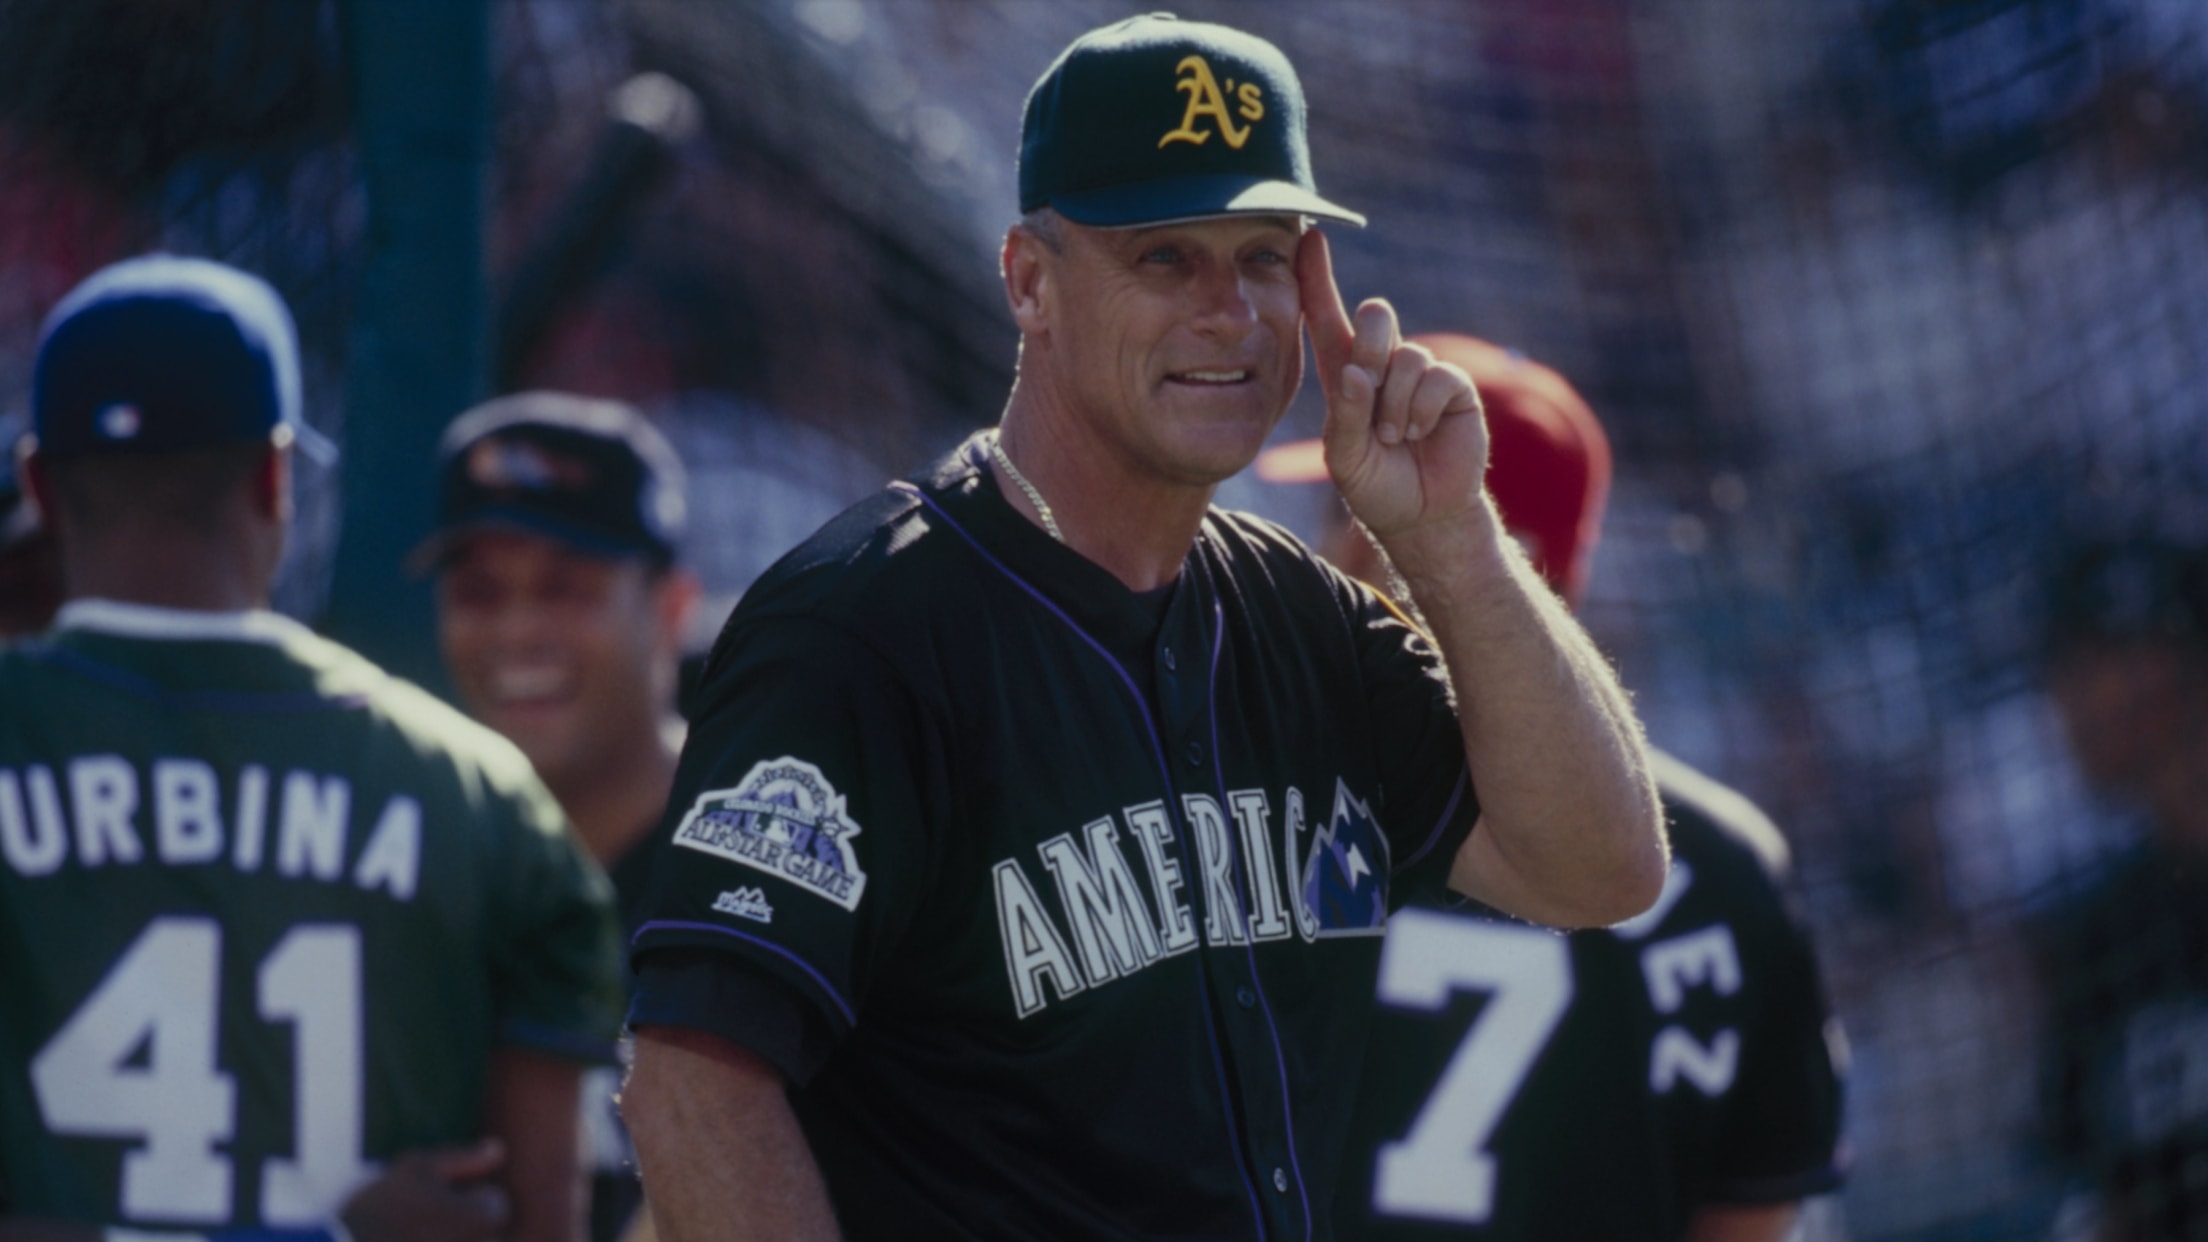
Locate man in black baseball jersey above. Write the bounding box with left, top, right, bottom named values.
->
left=2037, top=537, right=2208, bottom=1241
left=422, top=392, right=700, bottom=1242
left=1264, top=334, right=1847, bottom=1242
left=621, top=15, right=1667, bottom=1241
left=0, top=255, right=625, bottom=1242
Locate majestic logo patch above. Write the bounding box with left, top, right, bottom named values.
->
left=712, top=886, right=774, bottom=924
left=672, top=758, right=867, bottom=911
left=1158, top=54, right=1264, bottom=150
left=1299, top=778, right=1388, bottom=937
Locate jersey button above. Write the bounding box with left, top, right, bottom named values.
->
left=1163, top=647, right=1177, bottom=671
left=1235, top=986, right=1256, bottom=1009
left=1272, top=1167, right=1289, bottom=1194
left=1185, top=740, right=1205, bottom=767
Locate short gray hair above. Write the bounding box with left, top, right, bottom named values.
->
left=1017, top=208, right=1066, bottom=255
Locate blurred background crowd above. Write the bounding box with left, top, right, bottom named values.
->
left=2, top=1, right=2205, bottom=1238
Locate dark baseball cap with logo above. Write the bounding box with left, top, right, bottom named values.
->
left=1019, top=12, right=1365, bottom=228
left=31, top=253, right=335, bottom=462
left=413, top=391, right=686, bottom=572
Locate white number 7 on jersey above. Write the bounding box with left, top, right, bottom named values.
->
left=1372, top=909, right=1573, bottom=1224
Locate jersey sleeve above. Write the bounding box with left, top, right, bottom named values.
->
left=1347, top=579, right=1480, bottom=896
left=1702, top=872, right=1848, bottom=1202
left=480, top=754, right=627, bottom=1064
left=628, top=614, right=940, bottom=1056
left=628, top=948, right=839, bottom=1084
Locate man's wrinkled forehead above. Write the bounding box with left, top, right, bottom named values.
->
left=1066, top=212, right=1308, bottom=255
left=1104, top=212, right=1308, bottom=237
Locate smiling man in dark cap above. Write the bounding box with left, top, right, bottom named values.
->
left=422, top=390, right=700, bottom=1242
left=621, top=17, right=1665, bottom=1241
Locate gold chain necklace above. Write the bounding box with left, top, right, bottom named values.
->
left=989, top=431, right=1065, bottom=543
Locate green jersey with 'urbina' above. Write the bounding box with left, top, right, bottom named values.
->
left=0, top=601, right=624, bottom=1227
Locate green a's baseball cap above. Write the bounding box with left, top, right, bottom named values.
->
left=1018, top=13, right=1366, bottom=229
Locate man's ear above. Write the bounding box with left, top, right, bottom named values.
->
left=255, top=442, right=294, bottom=525
left=653, top=566, right=703, bottom=653
left=1002, top=226, right=1053, bottom=336
left=19, top=439, right=57, bottom=534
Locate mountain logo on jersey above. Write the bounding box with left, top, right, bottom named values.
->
left=1296, top=778, right=1388, bottom=938
left=672, top=757, right=868, bottom=911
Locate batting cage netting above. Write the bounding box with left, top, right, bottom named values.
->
left=3, top=1, right=2204, bottom=1238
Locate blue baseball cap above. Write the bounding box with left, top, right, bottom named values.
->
left=30, top=254, right=334, bottom=463
left=1019, top=13, right=1365, bottom=228
left=413, top=391, right=686, bottom=572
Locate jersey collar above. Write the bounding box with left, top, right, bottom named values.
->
left=52, top=598, right=316, bottom=648
left=921, top=434, right=1207, bottom=656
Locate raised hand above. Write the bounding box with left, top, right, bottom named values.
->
left=1296, top=228, right=1488, bottom=541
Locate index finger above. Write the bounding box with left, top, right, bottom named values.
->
left=1296, top=228, right=1354, bottom=403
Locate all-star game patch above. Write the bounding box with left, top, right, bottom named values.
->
left=672, top=757, right=868, bottom=911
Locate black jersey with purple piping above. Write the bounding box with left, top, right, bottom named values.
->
left=628, top=432, right=1481, bottom=1241
left=1336, top=751, right=1847, bottom=1240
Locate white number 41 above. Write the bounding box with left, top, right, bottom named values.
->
left=31, top=917, right=372, bottom=1224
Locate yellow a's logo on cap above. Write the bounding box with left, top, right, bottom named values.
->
left=1159, top=55, right=1265, bottom=150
